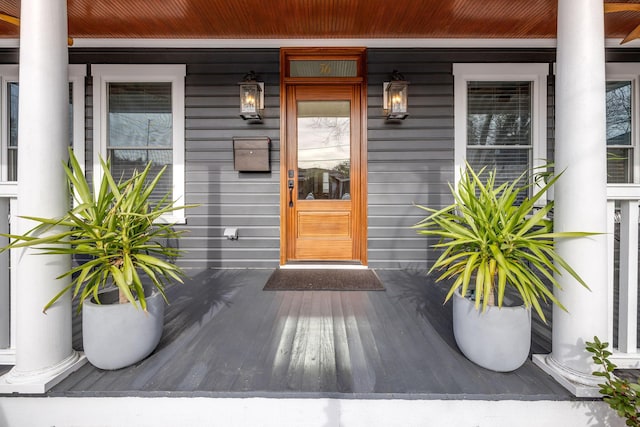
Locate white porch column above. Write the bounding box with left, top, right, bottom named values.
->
left=0, top=0, right=85, bottom=394
left=533, top=0, right=609, bottom=397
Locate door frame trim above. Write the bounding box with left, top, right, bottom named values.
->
left=279, top=47, right=368, bottom=265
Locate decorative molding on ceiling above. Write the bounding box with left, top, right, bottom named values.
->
left=0, top=38, right=636, bottom=49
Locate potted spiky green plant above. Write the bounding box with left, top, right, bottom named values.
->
left=414, top=163, right=594, bottom=372
left=2, top=148, right=194, bottom=369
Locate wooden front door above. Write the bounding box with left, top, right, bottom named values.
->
left=280, top=48, right=367, bottom=264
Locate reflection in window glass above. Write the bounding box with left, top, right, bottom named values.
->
left=297, top=101, right=350, bottom=200
left=7, top=83, right=73, bottom=181
left=606, top=81, right=633, bottom=183
left=466, top=81, right=532, bottom=192
left=107, top=82, right=173, bottom=201
left=8, top=82, right=17, bottom=181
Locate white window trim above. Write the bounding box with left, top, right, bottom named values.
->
left=69, top=64, right=87, bottom=175
left=0, top=65, right=17, bottom=182
left=452, top=63, right=548, bottom=200
left=605, top=63, right=640, bottom=184
left=0, top=64, right=86, bottom=182
left=91, top=64, right=186, bottom=223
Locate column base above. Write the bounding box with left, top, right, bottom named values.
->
left=533, top=354, right=602, bottom=397
left=0, top=351, right=86, bottom=394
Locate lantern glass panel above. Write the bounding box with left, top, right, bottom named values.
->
left=240, top=83, right=259, bottom=115
left=388, top=82, right=407, bottom=114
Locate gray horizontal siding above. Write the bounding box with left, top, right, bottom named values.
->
left=182, top=52, right=280, bottom=269
left=74, top=49, right=282, bottom=270
left=367, top=50, right=455, bottom=269
left=365, top=49, right=561, bottom=269
left=66, top=48, right=564, bottom=270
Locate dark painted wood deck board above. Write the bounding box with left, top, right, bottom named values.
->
left=49, top=268, right=571, bottom=399
left=228, top=290, right=286, bottom=392
left=366, top=288, right=441, bottom=393
left=317, top=293, right=339, bottom=391
left=196, top=282, right=281, bottom=391
left=341, top=292, right=388, bottom=393
left=381, top=274, right=470, bottom=393
left=377, top=270, right=479, bottom=394
left=330, top=292, right=353, bottom=393
left=267, top=291, right=304, bottom=391
left=285, top=291, right=313, bottom=391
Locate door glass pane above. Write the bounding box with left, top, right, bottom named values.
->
left=297, top=100, right=350, bottom=200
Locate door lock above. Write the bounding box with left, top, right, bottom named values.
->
left=288, top=170, right=295, bottom=207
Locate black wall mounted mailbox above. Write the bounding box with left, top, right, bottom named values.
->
left=233, top=137, right=271, bottom=172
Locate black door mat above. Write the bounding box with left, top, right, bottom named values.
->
left=263, top=268, right=385, bottom=291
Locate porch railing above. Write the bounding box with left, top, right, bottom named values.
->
left=607, top=183, right=640, bottom=367
left=0, top=182, right=17, bottom=364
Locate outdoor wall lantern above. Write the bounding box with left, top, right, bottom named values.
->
left=239, top=71, right=264, bottom=121
left=383, top=70, right=409, bottom=120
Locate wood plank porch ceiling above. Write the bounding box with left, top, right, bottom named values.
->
left=0, top=0, right=637, bottom=40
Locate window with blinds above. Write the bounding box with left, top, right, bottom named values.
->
left=107, top=82, right=173, bottom=202
left=8, top=82, right=18, bottom=181
left=7, top=82, right=75, bottom=181
left=466, top=81, right=532, bottom=189
left=93, top=64, right=185, bottom=223
left=606, top=80, right=633, bottom=183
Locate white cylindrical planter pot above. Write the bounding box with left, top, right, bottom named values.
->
left=82, top=290, right=165, bottom=370
left=453, top=292, right=531, bottom=372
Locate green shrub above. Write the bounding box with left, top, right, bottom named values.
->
left=586, top=336, right=640, bottom=426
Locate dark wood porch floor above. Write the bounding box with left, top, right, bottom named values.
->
left=49, top=268, right=570, bottom=399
